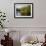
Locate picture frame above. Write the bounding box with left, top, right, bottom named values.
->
left=14, top=3, right=33, bottom=18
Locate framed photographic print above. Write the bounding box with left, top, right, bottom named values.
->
left=14, top=3, right=33, bottom=18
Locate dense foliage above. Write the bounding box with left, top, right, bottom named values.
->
left=0, top=11, right=6, bottom=28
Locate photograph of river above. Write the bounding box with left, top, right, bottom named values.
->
left=14, top=3, right=33, bottom=18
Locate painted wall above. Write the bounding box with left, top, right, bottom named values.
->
left=0, top=0, right=46, bottom=27
left=0, top=0, right=46, bottom=46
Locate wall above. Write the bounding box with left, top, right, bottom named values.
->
left=0, top=0, right=46, bottom=46
left=0, top=0, right=46, bottom=27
